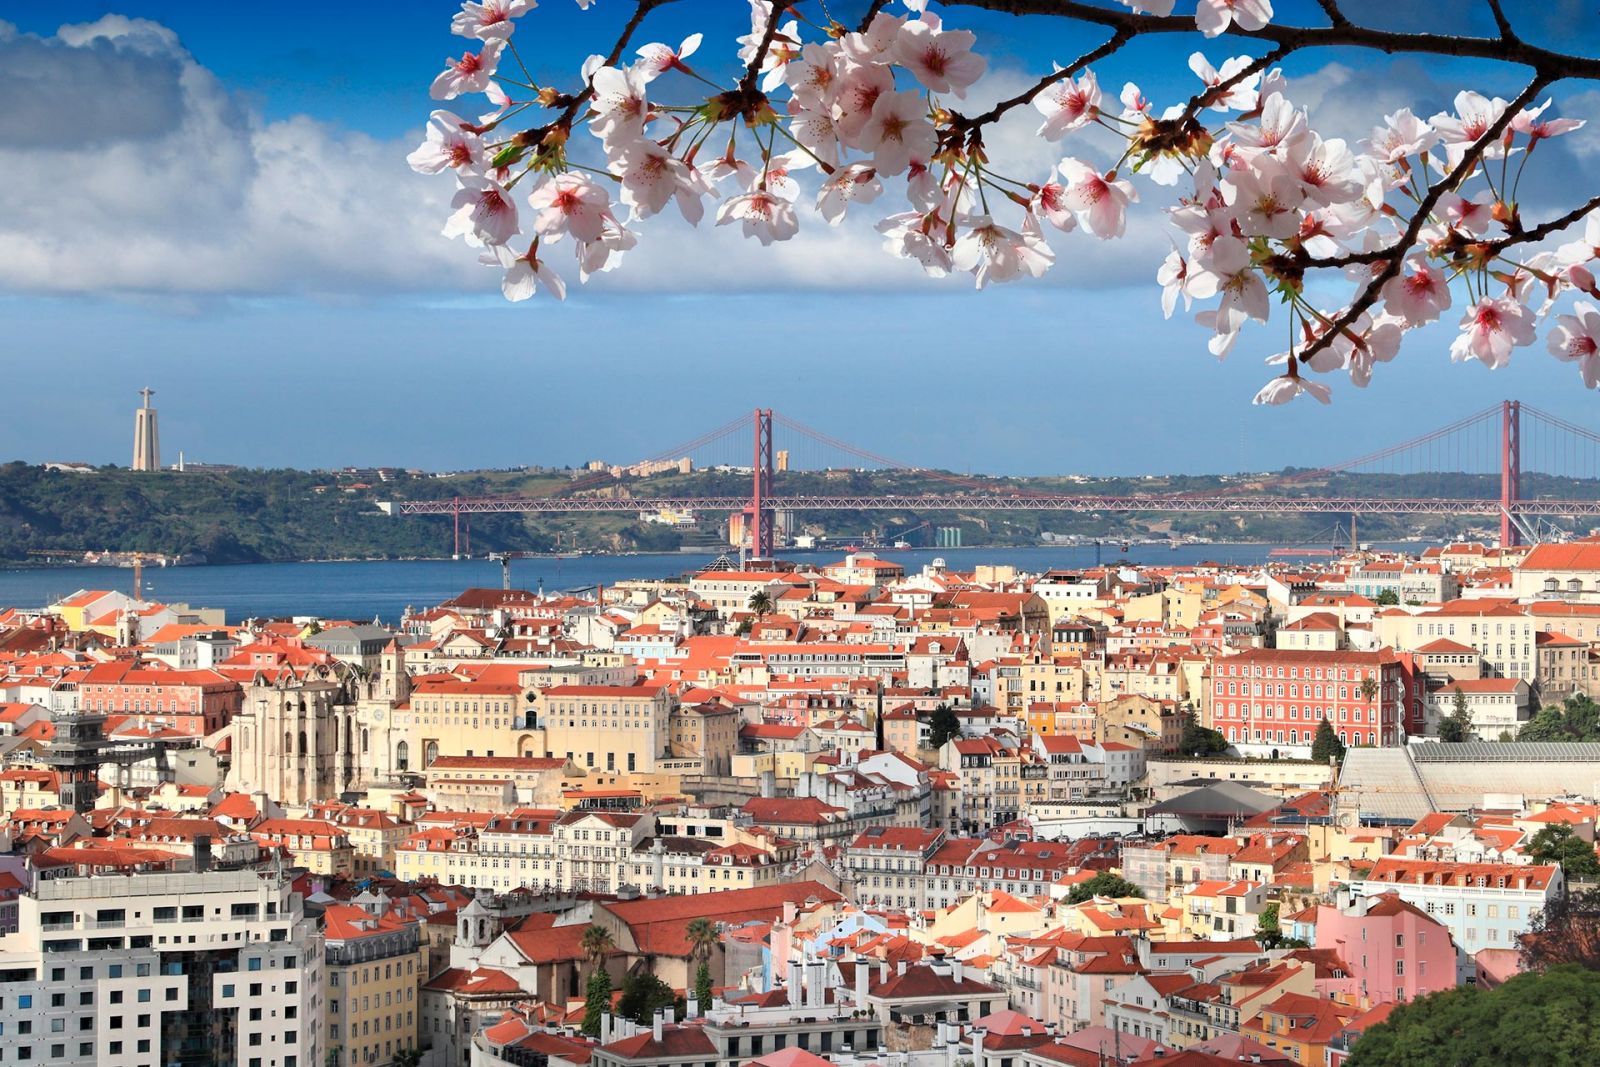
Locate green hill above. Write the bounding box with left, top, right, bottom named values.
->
left=1, top=460, right=1594, bottom=565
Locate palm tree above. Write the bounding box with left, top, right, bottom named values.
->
left=747, top=590, right=774, bottom=617
left=1359, top=675, right=1379, bottom=703
left=685, top=918, right=718, bottom=965
left=581, top=923, right=615, bottom=966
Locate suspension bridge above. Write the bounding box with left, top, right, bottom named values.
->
left=383, top=402, right=1600, bottom=557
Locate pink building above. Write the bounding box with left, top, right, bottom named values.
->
left=1314, top=892, right=1456, bottom=1005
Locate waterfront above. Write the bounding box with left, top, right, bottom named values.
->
left=0, top=542, right=1432, bottom=622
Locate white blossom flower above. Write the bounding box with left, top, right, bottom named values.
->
left=444, top=174, right=520, bottom=246
left=480, top=241, right=565, bottom=301
left=1033, top=69, right=1102, bottom=141
left=1197, top=0, right=1274, bottom=38
left=430, top=40, right=505, bottom=100
left=1253, top=371, right=1331, bottom=405
left=1059, top=157, right=1137, bottom=239
left=589, top=65, right=652, bottom=153
left=451, top=0, right=533, bottom=41
left=859, top=91, right=936, bottom=177
left=407, top=111, right=485, bottom=174
left=635, top=33, right=702, bottom=82
left=1431, top=90, right=1510, bottom=167
left=611, top=139, right=712, bottom=223
left=1449, top=295, right=1536, bottom=368
left=1030, top=182, right=1078, bottom=233
left=952, top=214, right=1054, bottom=289
left=1548, top=301, right=1600, bottom=388
left=527, top=172, right=613, bottom=243
left=877, top=211, right=953, bottom=277
left=1381, top=260, right=1452, bottom=326
left=716, top=191, right=799, bottom=245
left=817, top=165, right=884, bottom=226
left=1188, top=52, right=1260, bottom=112
left=894, top=14, right=987, bottom=97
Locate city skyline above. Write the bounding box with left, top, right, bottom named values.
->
left=2, top=3, right=1599, bottom=475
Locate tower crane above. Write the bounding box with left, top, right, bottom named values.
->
left=487, top=551, right=532, bottom=591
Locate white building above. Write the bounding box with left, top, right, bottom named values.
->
left=0, top=867, right=324, bottom=1067
left=1350, top=858, right=1562, bottom=955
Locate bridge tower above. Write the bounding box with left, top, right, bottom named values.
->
left=1500, top=400, right=1521, bottom=548
left=745, top=408, right=776, bottom=558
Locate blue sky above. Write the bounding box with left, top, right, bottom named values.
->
left=2, top=1, right=1598, bottom=475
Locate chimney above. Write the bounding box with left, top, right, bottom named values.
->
left=973, top=1027, right=986, bottom=1067
left=897, top=960, right=907, bottom=977
left=951, top=960, right=964, bottom=984
left=601, top=1012, right=613, bottom=1043
left=808, top=959, right=826, bottom=1008
left=880, top=961, right=890, bottom=984
left=687, top=996, right=698, bottom=1019
left=664, top=1007, right=675, bottom=1025
left=652, top=1010, right=663, bottom=1044
left=856, top=957, right=870, bottom=1007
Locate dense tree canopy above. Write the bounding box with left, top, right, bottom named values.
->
left=1066, top=870, right=1142, bottom=904
left=1520, top=695, right=1600, bottom=742
left=1310, top=719, right=1345, bottom=763
left=1349, top=966, right=1600, bottom=1066
left=928, top=702, right=963, bottom=749
left=1527, top=823, right=1600, bottom=882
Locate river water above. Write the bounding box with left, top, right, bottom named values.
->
left=0, top=543, right=1429, bottom=624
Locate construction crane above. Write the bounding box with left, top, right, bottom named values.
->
left=26, top=549, right=159, bottom=600
left=487, top=551, right=532, bottom=590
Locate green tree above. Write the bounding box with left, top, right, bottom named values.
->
left=1359, top=675, right=1379, bottom=703
left=1527, top=823, right=1600, bottom=882
left=694, top=961, right=714, bottom=1015
left=928, top=703, right=962, bottom=749
left=1310, top=719, right=1346, bottom=764
left=582, top=967, right=613, bottom=1037
left=747, top=590, right=774, bottom=617
left=1256, top=901, right=1284, bottom=947
left=1522, top=886, right=1600, bottom=971
left=1374, top=589, right=1400, bottom=606
left=1181, top=711, right=1228, bottom=756
left=581, top=923, right=615, bottom=967
left=1066, top=871, right=1142, bottom=904
left=1438, top=687, right=1473, bottom=743
left=1348, top=966, right=1600, bottom=1066
left=1520, top=695, right=1600, bottom=742
left=617, top=972, right=680, bottom=1025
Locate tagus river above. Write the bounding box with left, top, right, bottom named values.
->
left=0, top=543, right=1432, bottom=624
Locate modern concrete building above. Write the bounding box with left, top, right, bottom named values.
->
left=0, top=867, right=324, bottom=1067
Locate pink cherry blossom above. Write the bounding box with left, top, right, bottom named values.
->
left=576, top=219, right=637, bottom=281
left=1363, top=107, right=1437, bottom=164
left=839, top=11, right=906, bottom=65
left=1227, top=93, right=1307, bottom=158
left=1284, top=134, right=1361, bottom=206
left=832, top=62, right=897, bottom=141
left=1380, top=260, right=1452, bottom=326
left=1116, top=0, right=1176, bottom=13
left=951, top=214, right=1054, bottom=289
left=1157, top=248, right=1218, bottom=318
left=785, top=42, right=841, bottom=108
left=1228, top=156, right=1306, bottom=240
left=817, top=165, right=884, bottom=226
left=1188, top=53, right=1260, bottom=112
left=1196, top=0, right=1275, bottom=39
left=1059, top=157, right=1137, bottom=239
left=1030, top=182, right=1078, bottom=233
left=1547, top=301, right=1600, bottom=388
left=481, top=241, right=565, bottom=302
left=1512, top=98, right=1586, bottom=148
left=877, top=212, right=954, bottom=278
left=635, top=34, right=702, bottom=82
left=445, top=174, right=520, bottom=246
left=588, top=65, right=651, bottom=152
left=407, top=111, right=485, bottom=175
left=1253, top=371, right=1331, bottom=405
left=859, top=91, right=936, bottom=177
left=1033, top=70, right=1102, bottom=141
left=895, top=16, right=987, bottom=97
left=716, top=191, right=799, bottom=245
left=611, top=139, right=711, bottom=224
left=430, top=40, right=505, bottom=100
left=451, top=0, right=533, bottom=41
left=527, top=172, right=613, bottom=243
left=1438, top=191, right=1493, bottom=236
left=1431, top=90, right=1509, bottom=166
left=1449, top=295, right=1536, bottom=369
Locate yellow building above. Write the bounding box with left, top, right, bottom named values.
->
left=398, top=674, right=537, bottom=770
left=531, top=683, right=674, bottom=775
left=323, top=903, right=426, bottom=1067
left=250, top=817, right=355, bottom=875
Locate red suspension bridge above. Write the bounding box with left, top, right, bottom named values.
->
left=386, top=402, right=1600, bottom=556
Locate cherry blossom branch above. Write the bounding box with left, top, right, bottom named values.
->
left=1315, top=0, right=1351, bottom=30
left=1481, top=195, right=1600, bottom=257
left=1485, top=0, right=1518, bottom=44
left=1178, top=44, right=1286, bottom=125
left=857, top=0, right=892, bottom=32
left=939, top=0, right=1600, bottom=80
left=1293, top=75, right=1549, bottom=367
left=951, top=28, right=1132, bottom=134
left=739, top=1, right=791, bottom=94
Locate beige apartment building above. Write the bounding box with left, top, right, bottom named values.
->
left=531, top=684, right=675, bottom=775
left=323, top=903, right=425, bottom=1067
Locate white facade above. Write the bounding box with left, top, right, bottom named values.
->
left=0, top=869, right=324, bottom=1067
